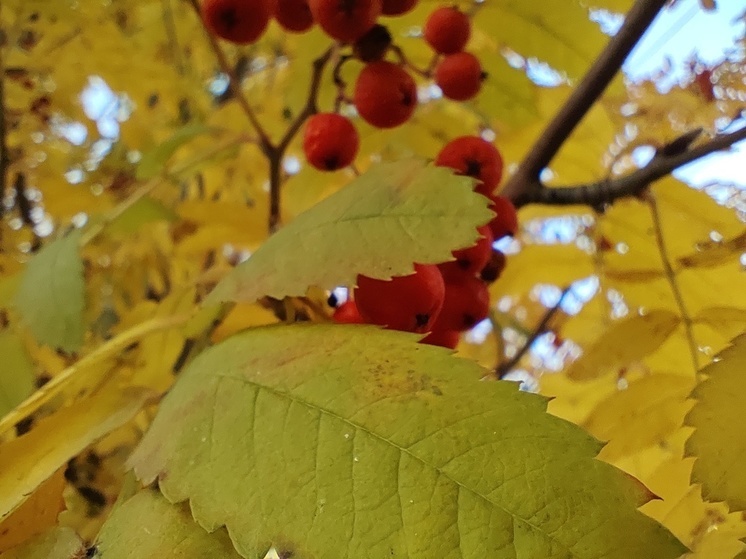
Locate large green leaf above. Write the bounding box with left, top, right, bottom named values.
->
left=0, top=332, right=35, bottom=417
left=206, top=159, right=492, bottom=305
left=95, top=490, right=242, bottom=559
left=14, top=230, right=85, bottom=352
left=686, top=333, right=746, bottom=511
left=130, top=324, right=685, bottom=559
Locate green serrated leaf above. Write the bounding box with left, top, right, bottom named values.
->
left=130, top=324, right=685, bottom=559
left=686, top=333, right=746, bottom=511
left=0, top=332, right=35, bottom=417
left=14, top=230, right=85, bottom=352
left=136, top=123, right=214, bottom=180
left=566, top=310, right=681, bottom=381
left=0, top=527, right=83, bottom=559
left=95, top=490, right=242, bottom=559
left=206, top=159, right=493, bottom=305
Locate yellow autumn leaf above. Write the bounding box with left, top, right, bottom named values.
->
left=565, top=310, right=681, bottom=381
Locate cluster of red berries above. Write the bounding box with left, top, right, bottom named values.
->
left=331, top=135, right=518, bottom=349
left=201, top=0, right=486, bottom=173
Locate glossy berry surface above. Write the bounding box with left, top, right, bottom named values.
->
left=435, top=52, right=484, bottom=101
left=308, top=0, right=381, bottom=42
left=381, top=0, right=417, bottom=15
left=480, top=249, right=507, bottom=283
left=333, top=300, right=364, bottom=324
left=432, top=276, right=490, bottom=332
left=421, top=328, right=460, bottom=349
left=354, top=264, right=445, bottom=333
left=488, top=195, right=518, bottom=240
left=303, top=113, right=359, bottom=171
left=423, top=7, right=470, bottom=54
left=273, top=0, right=314, bottom=32
left=438, top=224, right=493, bottom=282
left=354, top=61, right=417, bottom=128
left=201, top=0, right=271, bottom=44
left=435, top=135, right=503, bottom=196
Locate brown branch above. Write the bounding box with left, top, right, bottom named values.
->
left=187, top=0, right=272, bottom=152
left=516, top=125, right=746, bottom=207
left=268, top=46, right=335, bottom=234
left=496, top=286, right=571, bottom=379
left=501, top=0, right=668, bottom=202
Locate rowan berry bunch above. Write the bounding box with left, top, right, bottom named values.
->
left=200, top=0, right=488, bottom=173
left=332, top=135, right=518, bottom=349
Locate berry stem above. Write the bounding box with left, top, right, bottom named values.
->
left=500, top=0, right=668, bottom=203
left=188, top=0, right=272, bottom=152
left=391, top=46, right=436, bottom=79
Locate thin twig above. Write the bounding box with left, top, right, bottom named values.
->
left=501, top=0, right=668, bottom=202
left=186, top=0, right=272, bottom=152
left=268, top=46, right=335, bottom=233
left=648, top=193, right=700, bottom=373
left=496, top=286, right=572, bottom=379
left=516, top=125, right=746, bottom=208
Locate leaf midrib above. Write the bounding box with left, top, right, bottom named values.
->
left=209, top=373, right=581, bottom=559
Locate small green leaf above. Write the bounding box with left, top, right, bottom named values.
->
left=130, top=324, right=686, bottom=559
left=0, top=527, right=83, bottom=559
left=14, top=230, right=85, bottom=352
left=686, top=333, right=746, bottom=510
left=136, top=123, right=214, bottom=180
left=0, top=332, right=35, bottom=417
left=106, top=196, right=177, bottom=236
left=206, top=159, right=492, bottom=305
left=95, top=491, right=242, bottom=559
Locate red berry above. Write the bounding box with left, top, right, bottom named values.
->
left=421, top=328, right=460, bottom=349
left=423, top=7, right=470, bottom=54
left=479, top=249, right=506, bottom=283
left=435, top=52, right=484, bottom=101
left=201, top=0, right=271, bottom=44
left=272, top=0, right=314, bottom=33
left=432, top=276, right=490, bottom=332
left=303, top=113, right=359, bottom=171
left=435, top=135, right=503, bottom=196
left=438, top=224, right=493, bottom=282
left=488, top=195, right=518, bottom=240
left=354, top=61, right=417, bottom=128
left=333, top=300, right=365, bottom=324
left=308, top=0, right=381, bottom=42
left=381, top=0, right=417, bottom=15
left=355, top=264, right=445, bottom=333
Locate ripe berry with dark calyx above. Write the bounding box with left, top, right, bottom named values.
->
left=435, top=51, right=484, bottom=101
left=381, top=0, right=417, bottom=16
left=201, top=0, right=271, bottom=44
left=333, top=300, right=365, bottom=324
left=435, top=135, right=503, bottom=196
left=423, top=6, right=470, bottom=54
left=438, top=224, right=493, bottom=282
left=421, top=328, right=460, bottom=349
left=353, top=24, right=392, bottom=63
left=272, top=0, right=314, bottom=33
left=488, top=195, right=518, bottom=240
left=354, top=61, right=417, bottom=128
left=308, top=0, right=381, bottom=43
left=354, top=264, right=445, bottom=333
left=480, top=249, right=506, bottom=283
left=432, top=276, right=490, bottom=332
left=303, top=113, right=360, bottom=171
